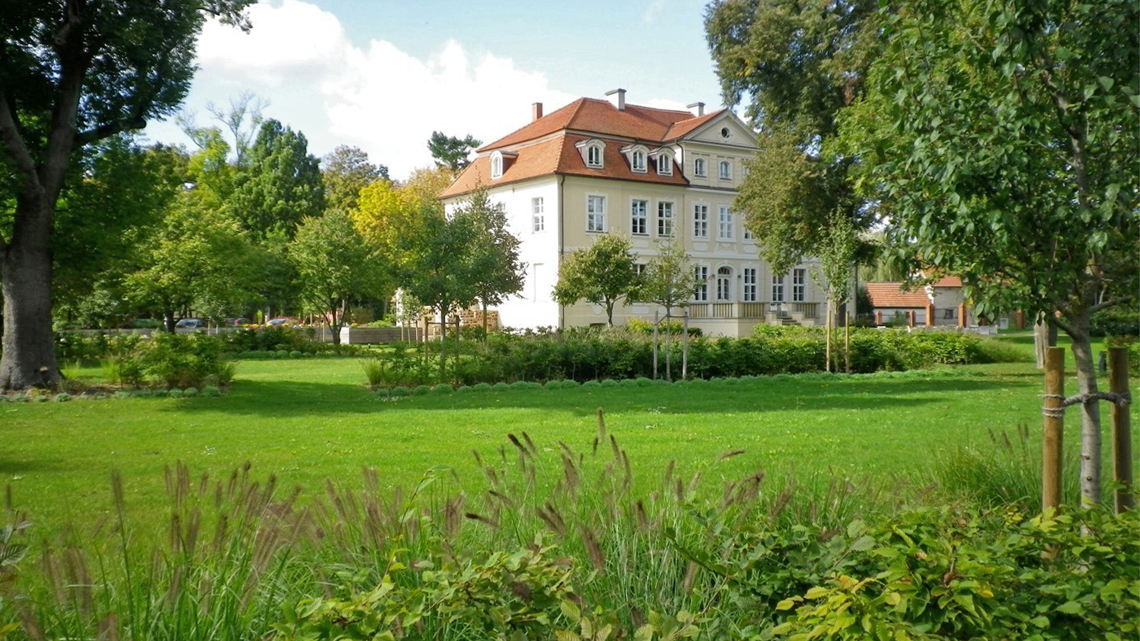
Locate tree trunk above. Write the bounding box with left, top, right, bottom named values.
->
left=438, top=305, right=448, bottom=379
left=163, top=308, right=176, bottom=333
left=825, top=298, right=832, bottom=373
left=1068, top=314, right=1103, bottom=506
left=0, top=194, right=60, bottom=390
left=482, top=299, right=489, bottom=349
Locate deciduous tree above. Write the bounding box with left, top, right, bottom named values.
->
left=322, top=145, right=388, bottom=212
left=230, top=119, right=324, bottom=238
left=0, top=0, right=254, bottom=389
left=840, top=0, right=1139, bottom=505
left=453, top=188, right=526, bottom=339
left=553, top=235, right=640, bottom=327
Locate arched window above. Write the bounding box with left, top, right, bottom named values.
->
left=718, top=160, right=731, bottom=180
left=490, top=151, right=503, bottom=179
left=694, top=158, right=706, bottom=177
left=587, top=145, right=602, bottom=167
left=632, top=149, right=646, bottom=172
left=716, top=266, right=733, bottom=302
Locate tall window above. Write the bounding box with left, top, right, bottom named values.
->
left=694, top=157, right=707, bottom=177
left=743, top=226, right=754, bottom=240
left=587, top=145, right=602, bottom=168
left=718, top=206, right=734, bottom=240
left=631, top=199, right=648, bottom=235
left=716, top=266, right=733, bottom=301
left=657, top=154, right=672, bottom=175
left=532, top=197, right=544, bottom=232
left=693, top=266, right=709, bottom=302
left=632, top=150, right=647, bottom=172
left=587, top=195, right=606, bottom=232
left=693, top=204, right=709, bottom=238
left=719, top=160, right=731, bottom=180
left=657, top=201, right=674, bottom=237
left=743, top=267, right=758, bottom=302
left=490, top=152, right=503, bottom=179
left=792, top=268, right=807, bottom=302
left=771, top=274, right=786, bottom=303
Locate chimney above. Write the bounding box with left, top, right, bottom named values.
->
left=605, top=88, right=626, bottom=111
left=532, top=102, right=543, bottom=121
left=686, top=101, right=705, bottom=117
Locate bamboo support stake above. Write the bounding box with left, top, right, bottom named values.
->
left=1042, top=347, right=1065, bottom=514
left=653, top=310, right=659, bottom=380
left=1109, top=347, right=1134, bottom=513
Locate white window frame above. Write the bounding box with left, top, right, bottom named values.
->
left=719, top=159, right=731, bottom=180
left=743, top=267, right=758, bottom=302
left=490, top=151, right=503, bottom=179
left=792, top=268, right=807, bottom=302
left=532, top=197, right=545, bottom=233
left=576, top=139, right=605, bottom=169
left=632, top=150, right=647, bottom=173
left=588, top=146, right=601, bottom=167
left=657, top=201, right=674, bottom=237
left=694, top=157, right=707, bottom=177
left=693, top=265, right=709, bottom=302
left=655, top=152, right=673, bottom=176
left=715, top=266, right=733, bottom=302
left=771, top=274, right=786, bottom=303
left=693, top=203, right=709, bottom=239
left=718, top=206, right=734, bottom=240
left=630, top=198, right=648, bottom=235
left=587, top=194, right=606, bottom=233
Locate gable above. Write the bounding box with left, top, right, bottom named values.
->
left=685, top=112, right=758, bottom=148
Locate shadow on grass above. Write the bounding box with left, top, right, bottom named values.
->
left=172, top=373, right=1038, bottom=418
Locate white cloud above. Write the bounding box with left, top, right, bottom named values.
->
left=642, top=0, right=668, bottom=24
left=189, top=0, right=576, bottom=178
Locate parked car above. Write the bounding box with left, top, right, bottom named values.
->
left=224, top=317, right=250, bottom=327
left=266, top=317, right=295, bottom=327
left=174, top=318, right=206, bottom=329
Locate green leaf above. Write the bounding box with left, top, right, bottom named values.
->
left=1030, top=615, right=1049, bottom=628
left=1057, top=600, right=1083, bottom=614
left=776, top=598, right=797, bottom=611
left=1098, top=76, right=1115, bottom=92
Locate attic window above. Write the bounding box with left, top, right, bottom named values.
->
left=621, top=144, right=650, bottom=174
left=576, top=139, right=606, bottom=169
left=652, top=148, right=674, bottom=176
left=490, top=151, right=504, bottom=179
left=720, top=126, right=732, bottom=140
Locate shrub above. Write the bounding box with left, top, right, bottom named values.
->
left=53, top=393, right=70, bottom=402
left=471, top=382, right=492, bottom=392
left=411, top=385, right=431, bottom=396
left=492, top=382, right=511, bottom=391
left=167, top=389, right=184, bottom=399
left=600, top=378, right=619, bottom=387
left=430, top=383, right=453, bottom=395
left=389, top=386, right=410, bottom=397
left=201, top=386, right=221, bottom=397
left=455, top=385, right=473, bottom=394
left=183, top=387, right=199, bottom=397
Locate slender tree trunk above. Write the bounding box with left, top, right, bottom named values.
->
left=844, top=305, right=850, bottom=374
left=481, top=299, right=489, bottom=349
left=0, top=192, right=61, bottom=390
left=1068, top=313, right=1102, bottom=506
left=438, top=304, right=448, bottom=379
left=163, top=308, right=176, bottom=333
left=825, top=297, right=832, bottom=373
left=329, top=304, right=341, bottom=347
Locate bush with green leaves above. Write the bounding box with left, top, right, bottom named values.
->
left=139, top=332, right=232, bottom=389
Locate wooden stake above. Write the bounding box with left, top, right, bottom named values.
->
left=1109, top=347, right=1134, bottom=513
left=1043, top=347, right=1065, bottom=514
left=652, top=310, right=659, bottom=380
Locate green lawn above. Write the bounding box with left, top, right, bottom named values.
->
left=3, top=333, right=1136, bottom=535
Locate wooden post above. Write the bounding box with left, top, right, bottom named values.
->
left=1043, top=347, right=1065, bottom=514
left=1110, top=347, right=1134, bottom=513
left=907, top=310, right=915, bottom=328
left=682, top=314, right=689, bottom=379
left=652, top=310, right=659, bottom=380
left=1015, top=310, right=1025, bottom=330
left=875, top=310, right=882, bottom=326
left=926, top=303, right=935, bottom=327
left=958, top=303, right=967, bottom=328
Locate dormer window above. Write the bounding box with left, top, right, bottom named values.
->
left=490, top=151, right=504, bottom=179
left=694, top=158, right=707, bottom=177
left=621, top=144, right=649, bottom=174
left=575, top=139, right=606, bottom=169
left=651, top=148, right=674, bottom=176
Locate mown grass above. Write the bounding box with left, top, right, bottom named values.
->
left=3, top=330, right=1135, bottom=537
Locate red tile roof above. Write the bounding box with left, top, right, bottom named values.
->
left=443, top=97, right=732, bottom=200
left=440, top=133, right=690, bottom=199
left=477, top=98, right=726, bottom=151
left=865, top=283, right=930, bottom=308
left=931, top=275, right=962, bottom=287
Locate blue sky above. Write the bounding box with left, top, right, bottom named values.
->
left=145, top=0, right=727, bottom=178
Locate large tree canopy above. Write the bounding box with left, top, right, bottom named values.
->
left=0, top=0, right=254, bottom=389
left=839, top=0, right=1139, bottom=504
left=230, top=119, right=325, bottom=238
left=427, top=131, right=481, bottom=172
left=706, top=0, right=878, bottom=275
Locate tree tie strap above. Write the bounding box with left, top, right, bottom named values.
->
left=1041, top=391, right=1132, bottom=418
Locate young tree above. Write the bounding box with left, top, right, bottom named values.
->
left=840, top=0, right=1139, bottom=505
left=0, top=0, right=254, bottom=389
left=453, top=188, right=526, bottom=340
left=230, top=119, right=325, bottom=238
left=322, top=145, right=388, bottom=212
left=553, top=235, right=641, bottom=327
left=811, top=212, right=857, bottom=373
left=427, top=131, right=481, bottom=172
left=288, top=210, right=387, bottom=346
left=642, top=241, right=699, bottom=378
